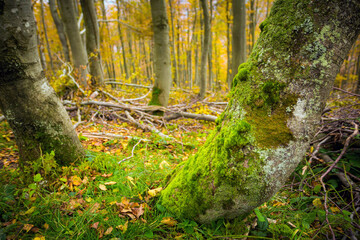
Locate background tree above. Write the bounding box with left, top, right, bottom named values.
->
left=231, top=0, right=246, bottom=81
left=0, top=0, right=85, bottom=166
left=161, top=0, right=360, bottom=223
left=148, top=0, right=172, bottom=109
left=199, top=0, right=210, bottom=99
left=80, top=0, right=104, bottom=86
left=58, top=0, right=89, bottom=86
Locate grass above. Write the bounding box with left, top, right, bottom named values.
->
left=0, top=119, right=358, bottom=239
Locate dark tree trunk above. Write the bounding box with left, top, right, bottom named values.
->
left=199, top=0, right=210, bottom=99
left=0, top=0, right=85, bottom=166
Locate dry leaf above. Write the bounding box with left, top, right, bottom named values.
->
left=104, top=181, right=117, bottom=185
left=99, top=184, right=107, bottom=191
left=91, top=222, right=99, bottom=229
left=43, top=223, right=49, bottom=230
left=90, top=202, right=100, bottom=213
left=22, top=224, right=34, bottom=232
left=104, top=227, right=113, bottom=235
left=116, top=221, right=128, bottom=233
left=101, top=173, right=113, bottom=178
left=24, top=206, right=36, bottom=215
left=161, top=217, right=177, bottom=226
left=148, top=187, right=163, bottom=197
left=159, top=160, right=170, bottom=169
left=82, top=176, right=89, bottom=184
left=71, top=175, right=82, bottom=186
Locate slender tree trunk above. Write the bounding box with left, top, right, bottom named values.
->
left=116, top=0, right=129, bottom=79
left=40, top=0, right=54, bottom=74
left=100, top=0, right=116, bottom=79
left=0, top=0, right=85, bottom=166
left=49, top=0, right=70, bottom=62
left=169, top=0, right=178, bottom=86
left=149, top=0, right=172, bottom=109
left=226, top=0, right=232, bottom=88
left=208, top=0, right=213, bottom=91
left=58, top=0, right=89, bottom=86
left=80, top=0, right=104, bottom=86
left=161, top=0, right=360, bottom=223
left=232, top=0, right=247, bottom=82
left=249, top=0, right=256, bottom=52
left=199, top=0, right=210, bottom=99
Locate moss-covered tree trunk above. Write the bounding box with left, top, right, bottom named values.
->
left=149, top=0, right=172, bottom=109
left=161, top=0, right=360, bottom=223
left=0, top=0, right=85, bottom=166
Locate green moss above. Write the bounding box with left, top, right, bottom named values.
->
left=261, top=80, right=286, bottom=107
left=149, top=87, right=162, bottom=106
left=232, top=63, right=249, bottom=89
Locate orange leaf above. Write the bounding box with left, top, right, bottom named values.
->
left=104, top=181, right=117, bottom=185
left=22, top=224, right=34, bottom=232
left=104, top=227, right=113, bottom=235
left=91, top=222, right=99, bottom=229
left=161, top=217, right=177, bottom=226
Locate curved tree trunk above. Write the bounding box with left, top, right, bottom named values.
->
left=49, top=0, right=70, bottom=63
left=148, top=0, right=172, bottom=109
left=58, top=0, right=89, bottom=86
left=232, top=0, right=246, bottom=81
left=0, top=0, right=85, bottom=166
left=80, top=0, right=104, bottom=86
left=161, top=0, right=360, bottom=223
left=199, top=0, right=210, bottom=99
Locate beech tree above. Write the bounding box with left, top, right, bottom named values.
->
left=80, top=0, right=104, bottom=86
left=232, top=0, right=246, bottom=80
left=0, top=0, right=85, bottom=166
left=161, top=0, right=360, bottom=223
left=149, top=0, right=172, bottom=109
left=199, top=0, right=210, bottom=99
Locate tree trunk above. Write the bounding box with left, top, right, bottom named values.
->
left=100, top=0, right=116, bottom=79
left=168, top=0, right=178, bottom=86
left=49, top=0, right=70, bottom=62
left=161, top=0, right=360, bottom=223
left=232, top=0, right=247, bottom=82
left=80, top=0, right=104, bottom=86
left=249, top=0, right=256, bottom=52
left=148, top=0, right=172, bottom=109
left=116, top=0, right=129, bottom=79
left=58, top=0, right=89, bottom=86
left=199, top=0, right=210, bottom=99
left=226, top=0, right=232, bottom=89
left=40, top=0, right=54, bottom=74
left=0, top=0, right=85, bottom=166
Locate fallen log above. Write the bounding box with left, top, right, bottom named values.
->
left=165, top=112, right=217, bottom=122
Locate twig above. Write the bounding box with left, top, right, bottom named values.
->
left=73, top=108, right=84, bottom=129
left=98, top=89, right=124, bottom=104
left=333, top=87, right=360, bottom=97
left=118, top=139, right=145, bottom=164
left=81, top=132, right=148, bottom=141
left=319, top=122, right=359, bottom=240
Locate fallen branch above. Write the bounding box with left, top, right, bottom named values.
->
left=333, top=87, right=360, bottom=97
left=118, top=138, right=145, bottom=164
left=81, top=132, right=148, bottom=141
left=165, top=112, right=217, bottom=122
left=105, top=81, right=153, bottom=89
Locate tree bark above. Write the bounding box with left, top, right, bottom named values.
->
left=232, top=0, right=247, bottom=81
left=0, top=0, right=85, bottom=166
left=80, top=0, right=104, bottom=86
left=199, top=0, right=210, bottom=99
left=161, top=0, right=360, bottom=223
left=226, top=0, right=232, bottom=89
left=48, top=0, right=70, bottom=62
left=58, top=0, right=89, bottom=86
left=148, top=0, right=172, bottom=109
left=168, top=0, right=178, bottom=86
left=116, top=0, right=129, bottom=79
left=40, top=0, right=54, bottom=74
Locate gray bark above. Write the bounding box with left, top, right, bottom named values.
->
left=49, top=0, right=70, bottom=62
left=199, top=0, right=210, bottom=99
left=0, top=0, right=85, bottom=166
left=168, top=0, right=178, bottom=86
left=149, top=0, right=172, bottom=109
left=80, top=0, right=104, bottom=86
left=161, top=0, right=360, bottom=224
left=232, top=0, right=247, bottom=81
left=116, top=0, right=129, bottom=79
left=226, top=0, right=232, bottom=88
left=40, top=0, right=54, bottom=74
left=58, top=0, right=89, bottom=86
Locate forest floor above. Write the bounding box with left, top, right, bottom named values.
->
left=0, top=86, right=359, bottom=239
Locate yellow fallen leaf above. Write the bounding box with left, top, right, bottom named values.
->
left=116, top=221, right=128, bottom=233
left=313, top=198, right=323, bottom=209
left=99, top=184, right=107, bottom=191
left=43, top=223, right=49, bottom=230
left=23, top=224, right=34, bottom=232
left=71, top=175, right=82, bottom=186
left=148, top=187, right=163, bottom=197
left=33, top=236, right=45, bottom=240
left=159, top=160, right=170, bottom=169
left=105, top=181, right=117, bottom=185
left=25, top=206, right=36, bottom=215
left=330, top=206, right=340, bottom=213
left=82, top=176, right=89, bottom=184
left=104, top=227, right=113, bottom=235
left=126, top=176, right=135, bottom=185
left=85, top=197, right=93, bottom=203
left=161, top=217, right=177, bottom=226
